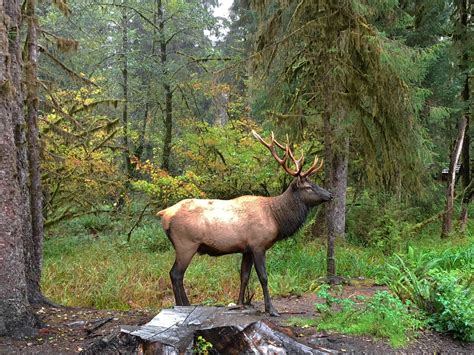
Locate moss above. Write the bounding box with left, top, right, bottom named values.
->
left=0, top=79, right=12, bottom=96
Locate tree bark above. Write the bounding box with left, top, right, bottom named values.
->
left=24, top=0, right=45, bottom=304
left=441, top=116, right=467, bottom=237
left=157, top=0, right=173, bottom=171
left=0, top=0, right=38, bottom=336
left=322, top=112, right=349, bottom=280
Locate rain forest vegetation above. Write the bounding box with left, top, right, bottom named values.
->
left=0, top=0, right=472, bottom=344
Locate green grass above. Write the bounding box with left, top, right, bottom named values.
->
left=41, top=212, right=473, bottom=312
left=42, top=231, right=384, bottom=309
left=288, top=289, right=426, bottom=348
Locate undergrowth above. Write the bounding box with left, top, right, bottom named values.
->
left=289, top=286, right=425, bottom=348
left=42, top=209, right=473, bottom=344
left=43, top=212, right=389, bottom=309
left=383, top=244, right=473, bottom=341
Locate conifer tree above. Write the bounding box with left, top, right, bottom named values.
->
left=251, top=0, right=428, bottom=279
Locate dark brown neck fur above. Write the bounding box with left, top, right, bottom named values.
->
left=269, top=185, right=310, bottom=240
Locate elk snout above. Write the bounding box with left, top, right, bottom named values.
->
left=319, top=188, right=333, bottom=202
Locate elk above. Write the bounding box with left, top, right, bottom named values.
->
left=157, top=130, right=332, bottom=316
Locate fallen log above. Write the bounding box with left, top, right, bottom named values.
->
left=85, top=316, right=114, bottom=335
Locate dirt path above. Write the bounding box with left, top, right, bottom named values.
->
left=1, top=287, right=472, bottom=354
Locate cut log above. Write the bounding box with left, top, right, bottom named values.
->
left=121, top=306, right=259, bottom=353
left=120, top=306, right=337, bottom=354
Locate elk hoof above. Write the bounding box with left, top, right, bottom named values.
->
left=268, top=309, right=280, bottom=317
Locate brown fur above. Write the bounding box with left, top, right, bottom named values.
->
left=157, top=176, right=332, bottom=316
left=159, top=196, right=279, bottom=256
left=159, top=130, right=332, bottom=315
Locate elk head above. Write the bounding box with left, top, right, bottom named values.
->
left=252, top=129, right=332, bottom=205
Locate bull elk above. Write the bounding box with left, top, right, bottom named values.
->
left=157, top=130, right=332, bottom=316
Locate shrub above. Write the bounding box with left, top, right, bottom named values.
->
left=346, top=191, right=420, bottom=252
left=131, top=159, right=205, bottom=207
left=174, top=119, right=302, bottom=199
left=384, top=245, right=473, bottom=341
left=313, top=286, right=424, bottom=348
left=427, top=270, right=473, bottom=341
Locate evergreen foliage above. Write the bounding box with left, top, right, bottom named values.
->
left=250, top=0, right=436, bottom=192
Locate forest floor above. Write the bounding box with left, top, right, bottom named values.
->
left=0, top=285, right=472, bottom=354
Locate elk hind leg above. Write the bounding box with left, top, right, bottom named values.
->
left=170, top=248, right=196, bottom=306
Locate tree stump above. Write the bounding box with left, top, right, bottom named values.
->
left=120, top=306, right=336, bottom=354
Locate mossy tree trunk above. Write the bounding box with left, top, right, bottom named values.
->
left=324, top=115, right=349, bottom=278
left=24, top=0, right=47, bottom=305
left=0, top=0, right=38, bottom=336
left=251, top=0, right=426, bottom=280
left=442, top=0, right=471, bottom=236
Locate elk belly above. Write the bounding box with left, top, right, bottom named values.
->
left=196, top=212, right=251, bottom=256
left=198, top=214, right=275, bottom=255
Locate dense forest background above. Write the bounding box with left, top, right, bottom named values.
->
left=0, top=0, right=472, bottom=345
left=36, top=0, right=472, bottom=238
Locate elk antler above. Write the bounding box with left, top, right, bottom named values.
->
left=252, top=130, right=322, bottom=177
left=300, top=155, right=324, bottom=177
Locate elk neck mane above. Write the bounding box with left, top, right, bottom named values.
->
left=269, top=185, right=310, bottom=240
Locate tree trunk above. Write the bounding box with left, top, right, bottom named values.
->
left=158, top=0, right=173, bottom=171
left=24, top=0, right=45, bottom=304
left=443, top=0, right=471, bottom=237
left=213, top=79, right=229, bottom=126
left=135, top=103, right=149, bottom=161
left=162, top=85, right=173, bottom=171
left=137, top=2, right=159, bottom=163
left=311, top=206, right=327, bottom=238
left=441, top=116, right=467, bottom=237
left=0, top=0, right=38, bottom=336
left=322, top=112, right=349, bottom=281
left=459, top=80, right=471, bottom=229
left=458, top=0, right=471, bottom=231
left=121, top=2, right=132, bottom=177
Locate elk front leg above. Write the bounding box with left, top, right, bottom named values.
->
left=251, top=249, right=279, bottom=317
left=237, top=252, right=253, bottom=305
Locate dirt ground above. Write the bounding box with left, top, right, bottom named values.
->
left=1, top=285, right=472, bottom=354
